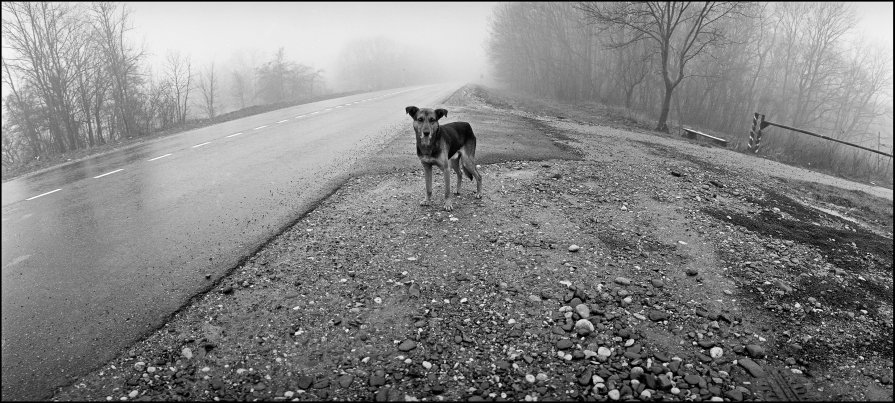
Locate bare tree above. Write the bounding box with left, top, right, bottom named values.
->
left=2, top=1, right=86, bottom=152
left=90, top=1, right=144, bottom=138
left=197, top=62, right=218, bottom=118
left=166, top=50, right=192, bottom=124
left=578, top=1, right=745, bottom=132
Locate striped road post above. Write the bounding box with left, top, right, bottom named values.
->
left=748, top=113, right=765, bottom=153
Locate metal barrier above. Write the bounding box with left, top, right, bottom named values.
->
left=748, top=113, right=892, bottom=158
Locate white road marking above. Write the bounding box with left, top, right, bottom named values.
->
left=226, top=132, right=243, bottom=138
left=26, top=188, right=62, bottom=200
left=2, top=254, right=31, bottom=269
left=324, top=108, right=332, bottom=111
left=147, top=153, right=172, bottom=161
left=310, top=111, right=319, bottom=114
left=93, top=169, right=123, bottom=179
left=335, top=105, right=343, bottom=108
left=294, top=115, right=306, bottom=119
left=254, top=125, right=267, bottom=130
left=192, top=142, right=211, bottom=148
left=276, top=119, right=288, bottom=124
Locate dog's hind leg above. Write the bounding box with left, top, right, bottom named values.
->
left=451, top=157, right=462, bottom=195
left=460, top=147, right=482, bottom=199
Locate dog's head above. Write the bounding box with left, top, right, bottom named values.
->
left=406, top=106, right=447, bottom=148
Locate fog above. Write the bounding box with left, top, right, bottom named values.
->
left=127, top=2, right=496, bottom=91
left=1, top=2, right=891, bottom=183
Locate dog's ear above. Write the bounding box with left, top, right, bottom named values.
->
left=435, top=108, right=448, bottom=120
left=405, top=106, right=419, bottom=118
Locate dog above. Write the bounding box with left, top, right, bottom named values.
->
left=405, top=106, right=482, bottom=211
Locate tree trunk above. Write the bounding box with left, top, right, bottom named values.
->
left=656, top=83, right=674, bottom=132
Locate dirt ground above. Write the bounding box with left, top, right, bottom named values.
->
left=53, top=85, right=892, bottom=401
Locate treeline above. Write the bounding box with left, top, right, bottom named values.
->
left=487, top=2, right=893, bottom=184
left=1, top=2, right=441, bottom=172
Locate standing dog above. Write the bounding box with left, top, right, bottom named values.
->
left=405, top=106, right=482, bottom=211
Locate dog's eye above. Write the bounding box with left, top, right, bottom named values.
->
left=429, top=118, right=435, bottom=123
left=417, top=117, right=423, bottom=122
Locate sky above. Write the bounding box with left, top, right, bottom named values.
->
left=125, top=2, right=498, bottom=84
left=1, top=2, right=892, bottom=100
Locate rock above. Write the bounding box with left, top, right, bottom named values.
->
left=650, top=279, right=665, bottom=288
left=298, top=375, right=314, bottom=389
left=408, top=283, right=421, bottom=298
left=528, top=295, right=542, bottom=302
left=338, top=374, right=354, bottom=388
left=181, top=348, right=193, bottom=360
left=221, top=286, right=233, bottom=294
left=575, top=303, right=591, bottom=318
left=738, top=357, right=766, bottom=378
left=648, top=310, right=668, bottom=321
left=641, top=390, right=652, bottom=399
left=685, top=268, right=699, bottom=276
left=745, top=344, right=765, bottom=358
left=725, top=390, right=744, bottom=401
left=629, top=366, right=644, bottom=379
left=398, top=340, right=417, bottom=352
left=710, top=347, right=723, bottom=359
left=578, top=369, right=592, bottom=386
left=670, top=171, right=682, bottom=177
left=614, top=277, right=632, bottom=286
left=575, top=319, right=595, bottom=336
left=210, top=379, right=224, bottom=390
left=525, top=374, right=536, bottom=383
left=654, top=352, right=670, bottom=362
left=536, top=373, right=548, bottom=382
left=569, top=245, right=580, bottom=252
left=556, top=339, right=574, bottom=350
left=684, top=374, right=703, bottom=385
left=608, top=389, right=620, bottom=400
left=598, top=347, right=612, bottom=358
left=369, top=373, right=386, bottom=387
left=312, top=378, right=330, bottom=389
left=128, top=390, right=139, bottom=398
left=774, top=279, right=793, bottom=294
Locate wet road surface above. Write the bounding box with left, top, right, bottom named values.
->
left=0, top=83, right=460, bottom=400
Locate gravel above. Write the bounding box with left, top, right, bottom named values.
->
left=50, top=85, right=893, bottom=402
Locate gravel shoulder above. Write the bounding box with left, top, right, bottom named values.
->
left=52, top=86, right=893, bottom=402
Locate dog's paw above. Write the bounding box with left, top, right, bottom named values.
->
left=474, top=192, right=482, bottom=199
left=420, top=199, right=431, bottom=207
left=443, top=200, right=453, bottom=211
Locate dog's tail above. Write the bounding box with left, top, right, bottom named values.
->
left=461, top=136, right=476, bottom=180
left=461, top=165, right=473, bottom=180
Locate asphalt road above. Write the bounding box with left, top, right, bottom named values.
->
left=0, top=83, right=461, bottom=400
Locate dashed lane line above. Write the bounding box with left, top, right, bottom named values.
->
left=253, top=125, right=268, bottom=130
left=93, top=169, right=123, bottom=179
left=26, top=188, right=62, bottom=201
left=147, top=153, right=172, bottom=161
left=192, top=142, right=211, bottom=148
left=226, top=132, right=243, bottom=138
left=276, top=119, right=288, bottom=124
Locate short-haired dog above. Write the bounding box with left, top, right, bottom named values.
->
left=405, top=106, right=482, bottom=211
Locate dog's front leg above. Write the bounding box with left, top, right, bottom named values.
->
left=442, top=162, right=453, bottom=211
left=420, top=164, right=433, bottom=206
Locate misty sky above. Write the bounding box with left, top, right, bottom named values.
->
left=126, top=2, right=498, bottom=83
left=1, top=2, right=892, bottom=99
